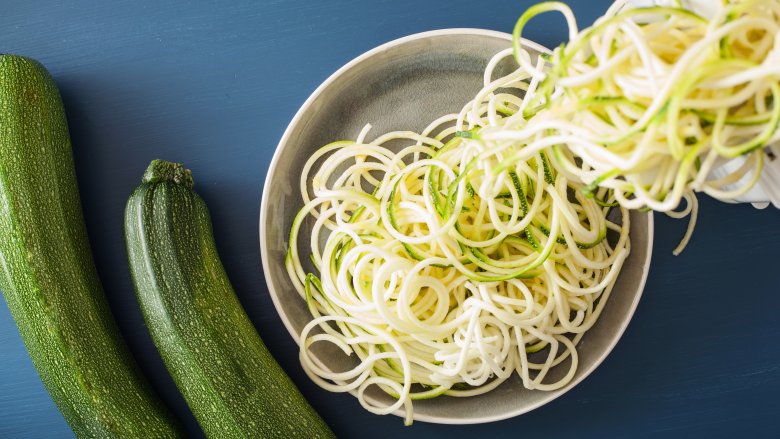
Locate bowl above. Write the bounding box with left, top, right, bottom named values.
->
left=259, top=28, right=653, bottom=424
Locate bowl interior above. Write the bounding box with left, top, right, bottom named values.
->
left=260, top=29, right=653, bottom=424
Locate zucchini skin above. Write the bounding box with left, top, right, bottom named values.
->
left=125, top=160, right=335, bottom=439
left=0, top=55, right=182, bottom=437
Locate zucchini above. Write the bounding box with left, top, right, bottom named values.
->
left=0, top=55, right=182, bottom=437
left=125, top=160, right=335, bottom=439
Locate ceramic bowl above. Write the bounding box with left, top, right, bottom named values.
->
left=259, top=28, right=654, bottom=424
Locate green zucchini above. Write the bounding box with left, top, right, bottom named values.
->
left=125, top=160, right=335, bottom=439
left=0, top=55, right=182, bottom=437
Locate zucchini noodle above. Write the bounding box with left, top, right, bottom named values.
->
left=502, top=0, right=778, bottom=223
left=286, top=49, right=630, bottom=423
left=285, top=0, right=779, bottom=425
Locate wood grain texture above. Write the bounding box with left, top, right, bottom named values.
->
left=1, top=0, right=779, bottom=438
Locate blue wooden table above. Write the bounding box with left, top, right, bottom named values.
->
left=2, top=1, right=779, bottom=437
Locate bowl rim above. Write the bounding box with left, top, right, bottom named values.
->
left=259, top=28, right=654, bottom=424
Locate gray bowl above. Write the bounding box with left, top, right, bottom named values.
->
left=259, top=28, right=653, bottom=424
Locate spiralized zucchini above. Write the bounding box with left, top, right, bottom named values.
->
left=286, top=49, right=630, bottom=423
left=285, top=0, right=780, bottom=424
left=504, top=0, right=779, bottom=251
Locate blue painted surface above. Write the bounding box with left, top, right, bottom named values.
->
left=1, top=0, right=779, bottom=437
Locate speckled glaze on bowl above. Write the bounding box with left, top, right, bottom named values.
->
left=259, top=28, right=653, bottom=424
